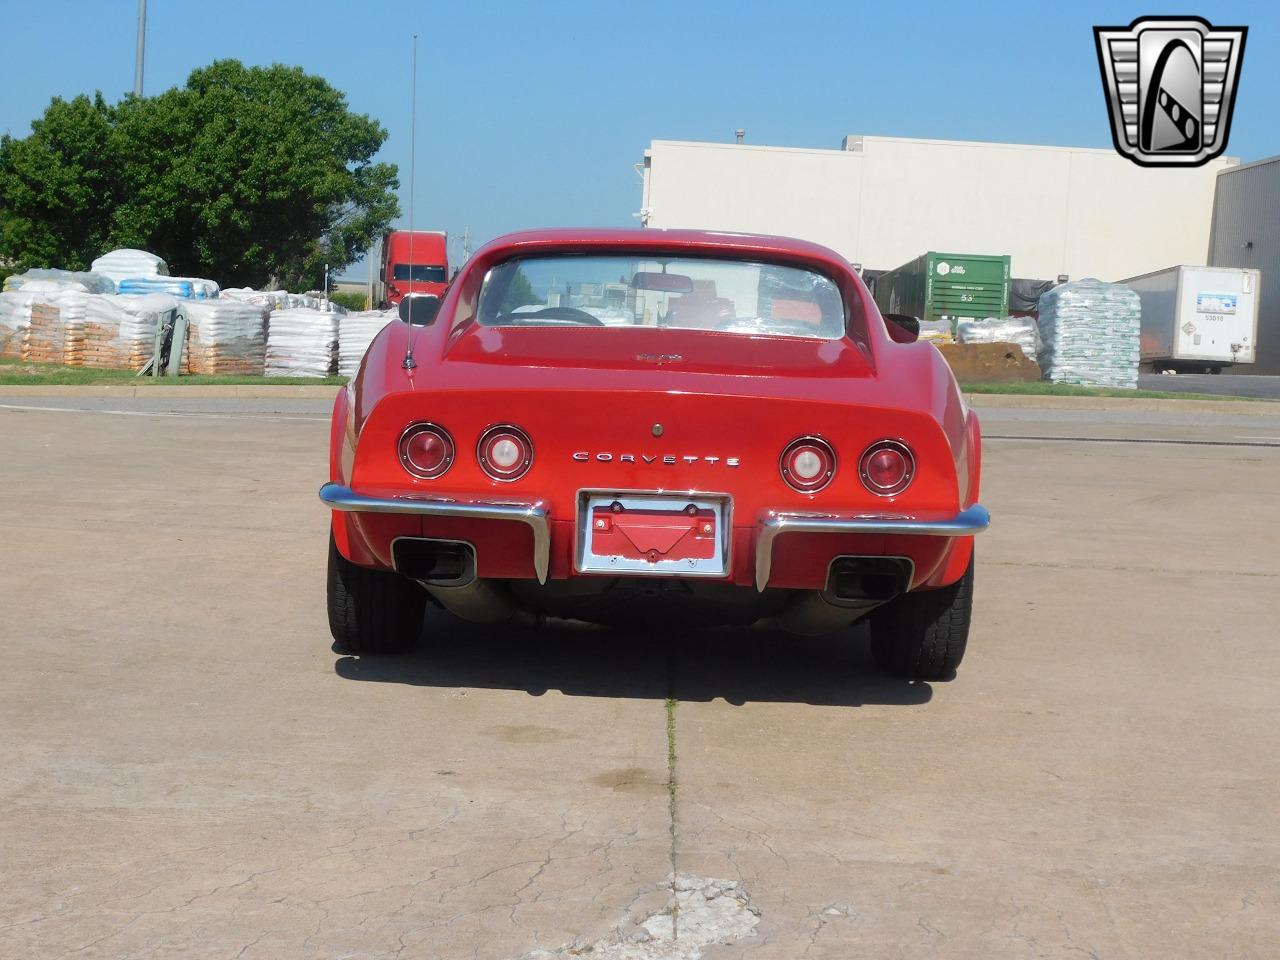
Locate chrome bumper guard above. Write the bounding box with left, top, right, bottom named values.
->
left=319, top=482, right=551, bottom=584
left=754, top=503, right=991, bottom=591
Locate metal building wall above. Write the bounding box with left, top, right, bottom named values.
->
left=1207, top=157, right=1280, bottom=375
left=641, top=135, right=1233, bottom=283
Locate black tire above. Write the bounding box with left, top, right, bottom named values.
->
left=870, top=554, right=974, bottom=680
left=327, top=531, right=427, bottom=654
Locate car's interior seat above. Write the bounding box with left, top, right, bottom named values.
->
left=768, top=297, right=823, bottom=326
left=664, top=280, right=736, bottom=328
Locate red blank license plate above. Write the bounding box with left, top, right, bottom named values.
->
left=577, top=494, right=729, bottom=577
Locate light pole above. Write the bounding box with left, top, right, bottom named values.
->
left=134, top=0, right=147, bottom=97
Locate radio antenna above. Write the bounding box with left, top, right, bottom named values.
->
left=402, top=33, right=420, bottom=371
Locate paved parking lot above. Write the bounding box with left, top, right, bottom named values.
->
left=2, top=395, right=1278, bottom=959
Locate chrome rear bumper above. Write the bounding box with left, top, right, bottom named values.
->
left=754, top=504, right=990, bottom=591
left=319, top=482, right=551, bottom=583
left=322, top=481, right=988, bottom=593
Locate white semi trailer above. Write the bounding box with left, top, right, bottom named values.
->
left=1123, top=265, right=1260, bottom=373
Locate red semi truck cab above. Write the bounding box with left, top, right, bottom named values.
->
left=380, top=230, right=449, bottom=305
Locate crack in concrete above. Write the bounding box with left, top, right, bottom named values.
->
left=665, top=695, right=680, bottom=942
left=516, top=874, right=759, bottom=960
left=505, top=642, right=766, bottom=958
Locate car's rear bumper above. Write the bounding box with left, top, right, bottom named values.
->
left=321, top=482, right=988, bottom=592
left=319, top=483, right=551, bottom=583
left=753, top=504, right=990, bottom=590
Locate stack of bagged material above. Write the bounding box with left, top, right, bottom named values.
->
left=286, top=293, right=322, bottom=311
left=285, top=293, right=345, bottom=312
left=4, top=268, right=115, bottom=295
left=23, top=284, right=90, bottom=365
left=82, top=294, right=179, bottom=370
left=338, top=310, right=394, bottom=378
left=118, top=276, right=220, bottom=299
left=222, top=287, right=292, bottom=310
left=23, top=286, right=89, bottom=365
left=957, top=316, right=1040, bottom=359
left=917, top=318, right=954, bottom=344
left=222, top=289, right=347, bottom=312
left=90, top=249, right=169, bottom=285
left=182, top=299, right=269, bottom=375
left=0, top=290, right=37, bottom=358
left=24, top=302, right=65, bottom=362
left=1036, top=279, right=1141, bottom=389
left=266, top=308, right=339, bottom=377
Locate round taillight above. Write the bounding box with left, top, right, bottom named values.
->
left=779, top=436, right=836, bottom=493
left=477, top=424, right=533, bottom=481
left=399, top=423, right=454, bottom=479
left=859, top=440, right=915, bottom=496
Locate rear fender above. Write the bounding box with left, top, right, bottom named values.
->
left=330, top=386, right=379, bottom=566
left=964, top=408, right=982, bottom=504
left=922, top=410, right=982, bottom=589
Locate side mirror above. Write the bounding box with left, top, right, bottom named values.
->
left=883, top=313, right=920, bottom=344
left=398, top=294, right=440, bottom=326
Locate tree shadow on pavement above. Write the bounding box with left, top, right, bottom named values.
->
left=333, top=609, right=933, bottom=707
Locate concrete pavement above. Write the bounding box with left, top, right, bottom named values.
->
left=1, top=398, right=1277, bottom=958
left=677, top=425, right=1280, bottom=958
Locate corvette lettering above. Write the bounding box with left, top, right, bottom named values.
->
left=573, top=452, right=740, bottom=467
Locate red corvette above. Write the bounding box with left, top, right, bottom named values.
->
left=321, top=229, right=989, bottom=679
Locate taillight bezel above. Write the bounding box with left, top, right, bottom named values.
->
left=779, top=435, right=837, bottom=493
left=476, top=423, right=534, bottom=482
left=398, top=422, right=455, bottom=480
left=858, top=439, right=915, bottom=497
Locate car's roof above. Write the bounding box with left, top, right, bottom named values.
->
left=470, top=228, right=852, bottom=272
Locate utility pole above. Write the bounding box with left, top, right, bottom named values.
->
left=401, top=34, right=420, bottom=370
left=134, top=0, right=147, bottom=97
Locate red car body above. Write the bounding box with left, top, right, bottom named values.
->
left=324, top=229, right=988, bottom=676
left=379, top=230, right=449, bottom=305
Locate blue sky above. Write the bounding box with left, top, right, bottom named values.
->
left=2, top=1, right=1276, bottom=277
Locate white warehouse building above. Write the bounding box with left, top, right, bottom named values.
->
left=639, top=135, right=1236, bottom=282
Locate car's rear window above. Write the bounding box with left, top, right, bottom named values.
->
left=476, top=255, right=845, bottom=338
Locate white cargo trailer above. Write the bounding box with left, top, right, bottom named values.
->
left=1123, top=265, right=1260, bottom=373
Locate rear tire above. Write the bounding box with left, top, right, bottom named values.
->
left=327, top=531, right=427, bottom=654
left=870, top=554, right=974, bottom=679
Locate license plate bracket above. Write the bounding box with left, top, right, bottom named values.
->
left=576, top=492, right=731, bottom=577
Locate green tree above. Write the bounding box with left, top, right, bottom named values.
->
left=0, top=61, right=398, bottom=289
left=500, top=269, right=541, bottom=312
left=0, top=93, right=120, bottom=270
